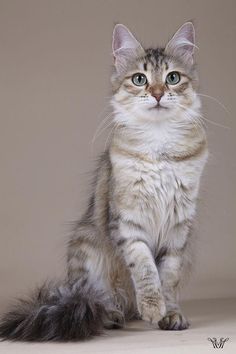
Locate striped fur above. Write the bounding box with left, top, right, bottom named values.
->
left=0, top=22, right=207, bottom=341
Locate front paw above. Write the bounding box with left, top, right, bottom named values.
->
left=137, top=293, right=166, bottom=324
left=158, top=311, right=189, bottom=330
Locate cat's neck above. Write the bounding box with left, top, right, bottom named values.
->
left=111, top=112, right=206, bottom=159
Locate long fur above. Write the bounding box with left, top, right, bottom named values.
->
left=0, top=280, right=110, bottom=341
left=0, top=22, right=208, bottom=341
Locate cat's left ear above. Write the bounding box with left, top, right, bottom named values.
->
left=112, top=24, right=144, bottom=73
left=165, top=22, right=196, bottom=65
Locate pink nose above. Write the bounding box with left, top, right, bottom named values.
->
left=153, top=93, right=164, bottom=102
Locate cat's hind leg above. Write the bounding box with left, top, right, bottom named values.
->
left=67, top=221, right=126, bottom=329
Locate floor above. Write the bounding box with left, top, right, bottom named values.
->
left=0, top=298, right=235, bottom=354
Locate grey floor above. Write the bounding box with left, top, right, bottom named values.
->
left=0, top=298, right=235, bottom=353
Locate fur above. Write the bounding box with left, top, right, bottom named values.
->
left=0, top=22, right=208, bottom=341
left=0, top=280, right=113, bottom=341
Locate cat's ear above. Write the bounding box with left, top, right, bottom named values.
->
left=165, top=22, right=196, bottom=65
left=112, top=24, right=144, bottom=73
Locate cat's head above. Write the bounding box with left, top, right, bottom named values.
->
left=111, top=22, right=200, bottom=126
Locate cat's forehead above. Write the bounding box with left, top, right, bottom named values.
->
left=136, top=48, right=179, bottom=75
left=143, top=48, right=169, bottom=69
left=131, top=49, right=180, bottom=83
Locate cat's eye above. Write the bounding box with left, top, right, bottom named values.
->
left=132, top=73, right=147, bottom=86
left=166, top=71, right=181, bottom=85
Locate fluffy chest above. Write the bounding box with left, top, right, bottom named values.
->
left=112, top=155, right=201, bottom=237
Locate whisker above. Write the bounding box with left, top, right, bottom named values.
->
left=91, top=112, right=113, bottom=145
left=199, top=116, right=229, bottom=129
left=188, top=106, right=229, bottom=129
left=104, top=122, right=121, bottom=150
left=176, top=103, right=204, bottom=135
left=90, top=102, right=114, bottom=155
left=178, top=103, right=230, bottom=130
left=197, top=93, right=230, bottom=115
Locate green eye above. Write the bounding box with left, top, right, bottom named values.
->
left=166, top=71, right=180, bottom=85
left=132, top=73, right=147, bottom=86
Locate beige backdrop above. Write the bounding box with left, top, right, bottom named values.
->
left=0, top=0, right=235, bottom=308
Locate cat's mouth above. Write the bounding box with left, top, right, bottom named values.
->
left=150, top=104, right=168, bottom=111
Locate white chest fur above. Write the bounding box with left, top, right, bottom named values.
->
left=111, top=147, right=207, bottom=249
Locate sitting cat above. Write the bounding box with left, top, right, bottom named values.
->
left=0, top=22, right=208, bottom=341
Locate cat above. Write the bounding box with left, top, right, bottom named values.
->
left=0, top=22, right=208, bottom=341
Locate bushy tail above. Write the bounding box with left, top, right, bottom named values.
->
left=0, top=280, right=111, bottom=341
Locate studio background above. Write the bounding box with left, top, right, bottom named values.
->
left=0, top=0, right=235, bottom=309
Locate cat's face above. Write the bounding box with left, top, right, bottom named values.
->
left=111, top=23, right=200, bottom=126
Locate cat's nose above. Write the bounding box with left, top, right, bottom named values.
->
left=152, top=93, right=164, bottom=102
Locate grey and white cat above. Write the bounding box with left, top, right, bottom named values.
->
left=0, top=22, right=208, bottom=341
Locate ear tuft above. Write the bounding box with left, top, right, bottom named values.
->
left=165, top=22, right=196, bottom=65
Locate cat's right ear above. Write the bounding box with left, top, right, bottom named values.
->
left=112, top=24, right=143, bottom=73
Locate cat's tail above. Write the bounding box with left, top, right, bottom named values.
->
left=0, top=279, right=114, bottom=341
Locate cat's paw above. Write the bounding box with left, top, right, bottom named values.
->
left=158, top=311, right=189, bottom=330
left=137, top=293, right=166, bottom=324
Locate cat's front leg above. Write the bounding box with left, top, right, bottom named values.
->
left=117, top=219, right=166, bottom=324
left=156, top=224, right=191, bottom=330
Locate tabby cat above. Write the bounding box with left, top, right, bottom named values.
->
left=0, top=22, right=208, bottom=341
